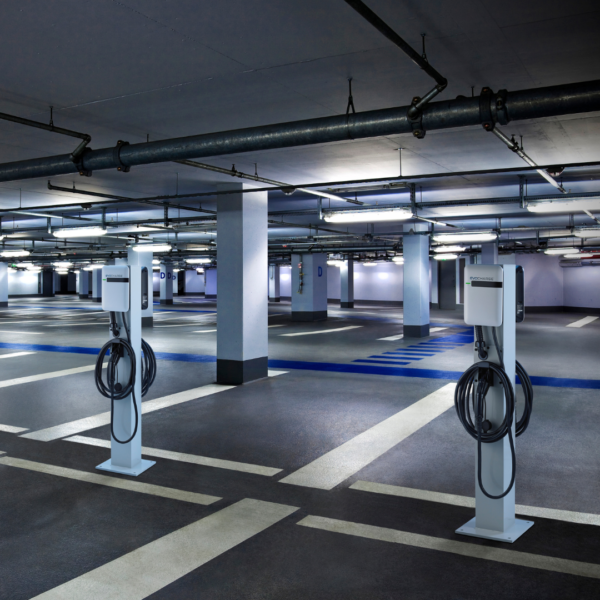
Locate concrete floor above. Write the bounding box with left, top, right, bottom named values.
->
left=0, top=295, right=599, bottom=598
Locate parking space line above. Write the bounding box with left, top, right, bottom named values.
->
left=567, top=316, right=599, bottom=328
left=0, top=424, right=28, bottom=433
left=378, top=334, right=403, bottom=341
left=280, top=383, right=456, bottom=490
left=0, top=351, right=36, bottom=359
left=0, top=364, right=98, bottom=389
left=298, top=515, right=600, bottom=579
left=281, top=326, right=362, bottom=337
left=0, top=330, right=44, bottom=335
left=32, top=499, right=299, bottom=600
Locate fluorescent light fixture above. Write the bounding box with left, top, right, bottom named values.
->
left=196, top=268, right=205, bottom=274
left=133, top=244, right=172, bottom=252
left=433, top=232, right=496, bottom=243
left=362, top=262, right=378, bottom=266
left=544, top=248, right=578, bottom=255
left=53, top=261, right=73, bottom=268
left=433, top=253, right=458, bottom=260
left=152, top=266, right=160, bottom=271
left=185, top=258, right=211, bottom=264
left=433, top=245, right=466, bottom=253
left=152, top=259, right=160, bottom=265
left=83, top=263, right=104, bottom=270
left=1, top=250, right=31, bottom=257
left=53, top=227, right=107, bottom=238
left=564, top=253, right=595, bottom=259
left=56, top=269, right=69, bottom=274
left=15, top=262, right=32, bottom=268
left=392, top=256, right=404, bottom=264
left=327, top=259, right=344, bottom=267
left=527, top=199, right=600, bottom=213
left=323, top=208, right=412, bottom=223
left=574, top=228, right=600, bottom=238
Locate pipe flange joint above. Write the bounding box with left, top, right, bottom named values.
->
left=494, top=89, right=509, bottom=125
left=479, top=87, right=495, bottom=132
left=408, top=96, right=426, bottom=139
left=75, top=147, right=93, bottom=177
left=113, top=140, right=130, bottom=173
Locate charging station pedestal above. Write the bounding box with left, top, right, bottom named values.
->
left=456, top=264, right=533, bottom=543
left=96, top=250, right=155, bottom=477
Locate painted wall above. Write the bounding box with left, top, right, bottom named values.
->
left=185, top=269, right=206, bottom=293
left=8, top=270, right=39, bottom=295
left=563, top=266, right=600, bottom=309
left=153, top=272, right=160, bottom=292
left=326, top=263, right=403, bottom=302
left=280, top=266, right=292, bottom=297
left=517, top=253, right=564, bottom=307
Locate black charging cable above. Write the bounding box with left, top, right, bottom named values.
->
left=95, top=312, right=157, bottom=444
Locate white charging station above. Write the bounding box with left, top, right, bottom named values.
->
left=95, top=251, right=155, bottom=477
left=455, top=264, right=534, bottom=543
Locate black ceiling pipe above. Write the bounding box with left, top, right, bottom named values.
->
left=0, top=80, right=598, bottom=183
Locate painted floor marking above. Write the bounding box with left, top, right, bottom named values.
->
left=354, top=359, right=411, bottom=366
left=298, top=515, right=600, bottom=580
left=0, top=330, right=44, bottom=334
left=567, top=316, right=599, bottom=328
left=377, top=334, right=403, bottom=341
left=0, top=351, right=36, bottom=359
left=193, top=329, right=217, bottom=333
left=45, top=322, right=105, bottom=327
left=281, top=325, right=363, bottom=337
left=268, top=324, right=285, bottom=328
left=280, top=383, right=456, bottom=490
left=32, top=499, right=299, bottom=600
left=0, top=456, right=220, bottom=506
left=0, top=424, right=28, bottom=433
left=350, top=481, right=600, bottom=527
left=66, top=435, right=282, bottom=477
left=0, top=364, right=98, bottom=389
left=429, top=327, right=448, bottom=333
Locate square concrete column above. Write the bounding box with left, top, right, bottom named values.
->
left=78, top=270, right=90, bottom=298
left=291, top=253, right=327, bottom=321
left=173, top=270, right=179, bottom=296
left=216, top=183, right=268, bottom=385
left=269, top=265, right=280, bottom=302
left=137, top=252, right=153, bottom=326
left=41, top=269, right=54, bottom=297
left=205, top=268, right=217, bottom=299
left=91, top=269, right=102, bottom=302
left=403, top=223, right=430, bottom=337
left=160, top=262, right=173, bottom=305
left=0, top=263, right=7, bottom=307
left=481, top=242, right=498, bottom=265
left=341, top=258, right=354, bottom=308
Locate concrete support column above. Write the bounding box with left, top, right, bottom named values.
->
left=41, top=268, right=54, bottom=297
left=481, top=242, right=498, bottom=265
left=78, top=269, right=90, bottom=298
left=291, top=253, right=327, bottom=321
left=138, top=252, right=153, bottom=327
left=216, top=183, right=268, bottom=385
left=0, top=263, right=7, bottom=307
left=205, top=268, right=217, bottom=299
left=269, top=265, right=281, bottom=302
left=340, top=258, right=354, bottom=308
left=91, top=269, right=102, bottom=302
left=403, top=224, right=430, bottom=337
left=160, top=262, right=173, bottom=305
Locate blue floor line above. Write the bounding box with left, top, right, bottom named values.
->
left=407, top=346, right=445, bottom=353
left=384, top=352, right=434, bottom=357
left=10, top=305, right=215, bottom=314
left=369, top=355, right=423, bottom=361
left=354, top=359, right=412, bottom=366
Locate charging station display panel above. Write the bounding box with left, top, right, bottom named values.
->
left=102, top=266, right=130, bottom=312
left=464, top=265, right=503, bottom=327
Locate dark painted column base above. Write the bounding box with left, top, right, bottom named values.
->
left=341, top=301, right=354, bottom=308
left=142, top=316, right=154, bottom=327
left=0, top=301, right=7, bottom=308
left=91, top=297, right=102, bottom=303
left=404, top=324, right=430, bottom=338
left=269, top=297, right=281, bottom=302
left=205, top=294, right=217, bottom=299
left=160, top=299, right=173, bottom=305
left=78, top=294, right=90, bottom=299
left=217, top=357, right=268, bottom=385
left=292, top=310, right=327, bottom=322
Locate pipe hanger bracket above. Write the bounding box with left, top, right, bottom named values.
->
left=113, top=140, right=131, bottom=173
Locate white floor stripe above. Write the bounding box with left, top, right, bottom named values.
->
left=429, top=327, right=448, bottom=333
left=0, top=456, right=220, bottom=505
left=0, top=364, right=98, bottom=389
left=33, top=499, right=299, bottom=600
left=378, top=334, right=403, bottom=341
left=0, top=351, right=36, bottom=360
left=21, top=383, right=235, bottom=442
left=299, top=515, right=600, bottom=579
left=0, top=330, right=44, bottom=334
left=193, top=329, right=217, bottom=333
left=268, top=324, right=285, bottom=328
left=45, top=322, right=105, bottom=327
left=350, top=480, right=600, bottom=527
left=566, top=316, right=599, bottom=328
left=281, top=325, right=362, bottom=337
left=280, top=384, right=456, bottom=490
left=268, top=370, right=288, bottom=377
left=66, top=435, right=282, bottom=477
left=0, top=424, right=28, bottom=433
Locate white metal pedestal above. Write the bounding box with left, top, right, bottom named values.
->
left=96, top=458, right=156, bottom=477
left=457, top=517, right=534, bottom=543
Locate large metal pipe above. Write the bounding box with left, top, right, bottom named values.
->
left=0, top=80, right=599, bottom=183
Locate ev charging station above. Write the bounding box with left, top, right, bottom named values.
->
left=94, top=250, right=157, bottom=476
left=455, top=264, right=534, bottom=543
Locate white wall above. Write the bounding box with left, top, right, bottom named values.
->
left=153, top=272, right=160, bottom=292
left=8, top=270, right=39, bottom=295
left=518, top=253, right=564, bottom=307
left=353, top=263, right=403, bottom=302
left=185, top=269, right=205, bottom=293
left=280, top=266, right=292, bottom=297
left=563, top=266, right=600, bottom=309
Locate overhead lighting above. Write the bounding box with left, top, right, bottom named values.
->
left=433, top=232, right=496, bottom=243
left=152, top=259, right=160, bottom=265
left=392, top=256, right=404, bottom=264
left=362, top=262, right=378, bottom=266
left=152, top=266, right=160, bottom=271
left=564, top=253, right=596, bottom=259
left=53, top=227, right=107, bottom=238
left=84, top=263, right=104, bottom=270
left=433, top=245, right=466, bottom=253
left=544, top=248, right=579, bottom=255
left=15, top=262, right=32, bottom=268
left=185, top=258, right=211, bottom=264
left=53, top=261, right=73, bottom=268
left=323, top=208, right=412, bottom=223
left=327, top=259, right=344, bottom=267
left=574, top=229, right=600, bottom=238
left=56, top=269, right=69, bottom=274
left=527, top=199, right=600, bottom=213
left=133, top=244, right=172, bottom=252
left=434, top=253, right=458, bottom=260
left=1, top=250, right=31, bottom=257
left=196, top=268, right=205, bottom=274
